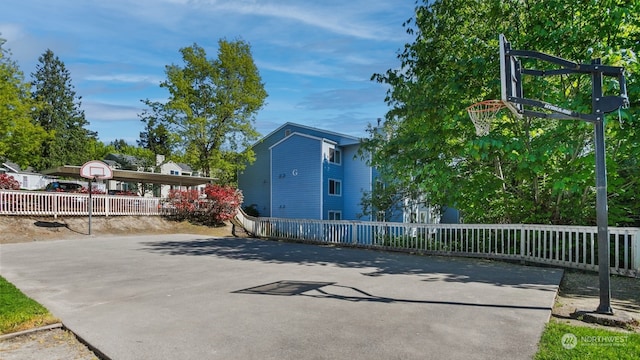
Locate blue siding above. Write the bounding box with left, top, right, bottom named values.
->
left=239, top=122, right=357, bottom=216
left=238, top=140, right=272, bottom=216
left=271, top=134, right=322, bottom=219
left=342, top=144, right=371, bottom=220
left=322, top=147, right=343, bottom=219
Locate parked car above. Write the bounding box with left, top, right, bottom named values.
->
left=44, top=181, right=83, bottom=193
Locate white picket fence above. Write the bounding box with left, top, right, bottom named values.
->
left=0, top=189, right=165, bottom=217
left=236, top=211, right=640, bottom=277
left=3, top=189, right=638, bottom=277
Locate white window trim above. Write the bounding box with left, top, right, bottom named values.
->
left=328, top=178, right=342, bottom=196
left=328, top=147, right=342, bottom=165
left=328, top=210, right=342, bottom=220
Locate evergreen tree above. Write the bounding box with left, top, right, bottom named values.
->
left=31, top=49, right=96, bottom=169
left=138, top=111, right=175, bottom=157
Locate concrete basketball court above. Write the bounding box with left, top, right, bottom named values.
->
left=0, top=234, right=563, bottom=360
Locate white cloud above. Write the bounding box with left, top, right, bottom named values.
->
left=184, top=0, right=408, bottom=41
left=298, top=87, right=385, bottom=111
left=0, top=23, right=65, bottom=70
left=258, top=60, right=338, bottom=78
left=83, top=102, right=143, bottom=122
left=84, top=74, right=164, bottom=85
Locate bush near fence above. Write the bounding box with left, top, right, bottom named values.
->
left=165, top=184, right=243, bottom=226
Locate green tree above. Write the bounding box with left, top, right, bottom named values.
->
left=109, top=139, right=155, bottom=166
left=31, top=49, right=96, bottom=169
left=0, top=38, right=49, bottom=168
left=137, top=111, right=175, bottom=157
left=140, top=39, right=267, bottom=181
left=86, top=138, right=113, bottom=161
left=363, top=0, right=639, bottom=225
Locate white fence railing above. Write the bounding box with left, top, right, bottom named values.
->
left=236, top=211, right=640, bottom=277
left=0, top=189, right=164, bottom=217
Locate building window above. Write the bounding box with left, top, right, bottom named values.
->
left=329, top=148, right=341, bottom=165
left=285, top=129, right=291, bottom=137
left=328, top=210, right=342, bottom=220
left=22, top=176, right=28, bottom=188
left=328, top=179, right=341, bottom=196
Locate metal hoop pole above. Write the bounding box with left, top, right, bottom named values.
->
left=592, top=58, right=612, bottom=315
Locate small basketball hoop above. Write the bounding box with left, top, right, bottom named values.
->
left=467, top=100, right=506, bottom=136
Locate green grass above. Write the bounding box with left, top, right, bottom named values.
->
left=0, top=275, right=59, bottom=334
left=535, top=321, right=640, bottom=360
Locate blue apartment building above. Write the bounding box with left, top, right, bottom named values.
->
left=238, top=122, right=374, bottom=221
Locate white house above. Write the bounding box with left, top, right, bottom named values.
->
left=155, top=155, right=203, bottom=198
left=0, top=161, right=52, bottom=190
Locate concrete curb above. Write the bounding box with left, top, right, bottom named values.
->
left=63, top=323, right=112, bottom=360
left=0, top=323, right=63, bottom=341
left=0, top=322, right=110, bottom=360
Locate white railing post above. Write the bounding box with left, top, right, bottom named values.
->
left=350, top=222, right=356, bottom=244
left=633, top=229, right=640, bottom=274
left=520, top=225, right=526, bottom=259
left=53, top=192, right=59, bottom=219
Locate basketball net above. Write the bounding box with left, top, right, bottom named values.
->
left=467, top=100, right=506, bottom=136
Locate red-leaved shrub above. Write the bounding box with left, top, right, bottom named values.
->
left=0, top=174, right=20, bottom=190
left=166, top=185, right=242, bottom=225
left=203, top=184, right=243, bottom=223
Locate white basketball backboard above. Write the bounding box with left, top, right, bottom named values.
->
left=80, top=160, right=113, bottom=180
left=499, top=34, right=523, bottom=119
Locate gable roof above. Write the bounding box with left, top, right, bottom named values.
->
left=257, top=122, right=361, bottom=148
left=269, top=131, right=337, bottom=150
left=105, top=153, right=149, bottom=170
left=2, top=161, right=21, bottom=173
left=103, top=159, right=119, bottom=168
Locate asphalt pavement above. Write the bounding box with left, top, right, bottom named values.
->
left=0, top=234, right=563, bottom=360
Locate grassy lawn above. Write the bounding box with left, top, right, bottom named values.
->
left=535, top=321, right=640, bottom=360
left=0, top=275, right=59, bottom=334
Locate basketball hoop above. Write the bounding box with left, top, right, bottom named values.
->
left=467, top=100, right=506, bottom=136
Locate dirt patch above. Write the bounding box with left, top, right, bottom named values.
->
left=0, top=215, right=236, bottom=244
left=0, top=327, right=98, bottom=360
left=552, top=270, right=640, bottom=333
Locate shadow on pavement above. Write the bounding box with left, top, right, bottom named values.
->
left=140, top=237, right=562, bottom=290
left=233, top=280, right=553, bottom=311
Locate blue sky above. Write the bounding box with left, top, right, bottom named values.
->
left=1, top=0, right=415, bottom=144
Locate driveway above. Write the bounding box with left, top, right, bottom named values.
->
left=0, top=235, right=562, bottom=360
